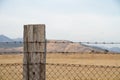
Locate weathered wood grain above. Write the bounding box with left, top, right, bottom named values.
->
left=23, top=24, right=46, bottom=80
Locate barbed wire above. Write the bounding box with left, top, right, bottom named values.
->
left=0, top=41, right=120, bottom=54
left=0, top=41, right=23, bottom=44
left=0, top=41, right=120, bottom=44
left=46, top=63, right=120, bottom=68
left=0, top=51, right=119, bottom=54
left=0, top=62, right=120, bottom=68
left=0, top=52, right=23, bottom=54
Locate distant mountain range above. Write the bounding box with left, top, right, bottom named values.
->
left=108, top=47, right=120, bottom=53
left=0, top=35, right=23, bottom=48
left=0, top=35, right=14, bottom=42
left=0, top=35, right=120, bottom=53
left=0, top=35, right=23, bottom=42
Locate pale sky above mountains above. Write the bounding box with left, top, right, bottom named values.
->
left=0, top=0, right=120, bottom=42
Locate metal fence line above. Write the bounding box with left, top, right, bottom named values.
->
left=0, top=63, right=120, bottom=69
left=0, top=52, right=119, bottom=54
left=0, top=63, right=120, bottom=80
left=0, top=41, right=120, bottom=44
left=0, top=41, right=120, bottom=80
left=1, top=41, right=119, bottom=53
left=46, top=63, right=120, bottom=80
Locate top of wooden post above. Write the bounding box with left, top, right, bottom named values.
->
left=24, top=24, right=45, bottom=26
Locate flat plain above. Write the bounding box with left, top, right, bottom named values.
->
left=0, top=53, right=120, bottom=66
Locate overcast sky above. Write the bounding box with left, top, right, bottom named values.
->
left=0, top=0, right=120, bottom=42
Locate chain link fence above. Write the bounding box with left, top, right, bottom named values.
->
left=0, top=63, right=120, bottom=80
left=0, top=63, right=23, bottom=80
left=46, top=63, right=120, bottom=80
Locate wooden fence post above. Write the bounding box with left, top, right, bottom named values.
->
left=23, top=24, right=46, bottom=80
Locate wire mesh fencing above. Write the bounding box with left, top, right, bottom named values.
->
left=0, top=63, right=120, bottom=80
left=0, top=63, right=23, bottom=80
left=46, top=63, right=120, bottom=80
